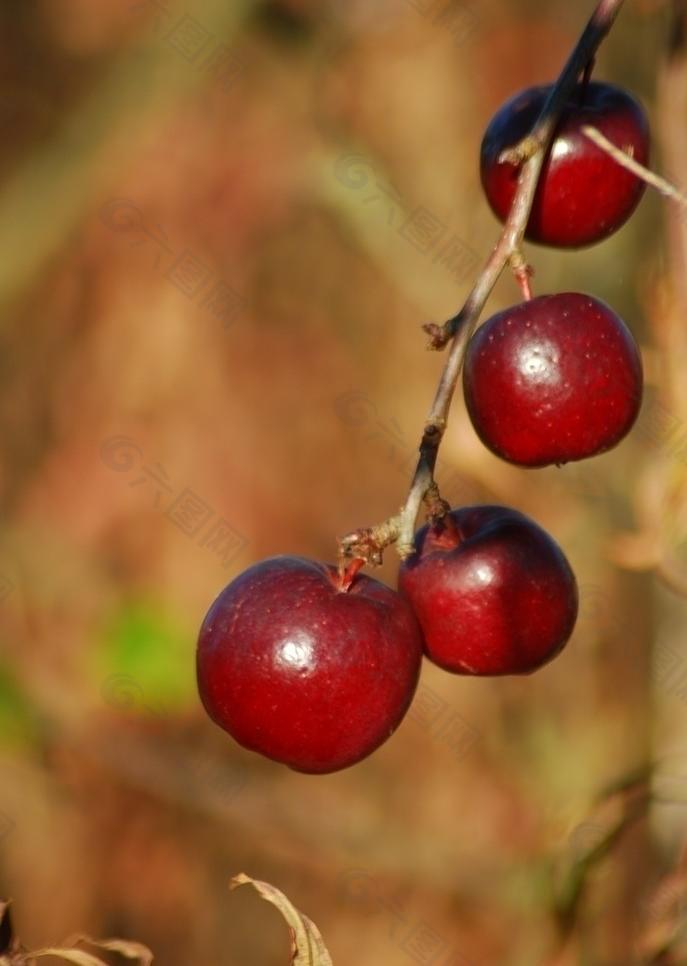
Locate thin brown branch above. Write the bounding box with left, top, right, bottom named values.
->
left=339, top=0, right=628, bottom=564
left=582, top=124, right=687, bottom=206
left=543, top=767, right=655, bottom=966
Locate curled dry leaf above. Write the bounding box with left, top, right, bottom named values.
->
left=66, top=938, right=153, bottom=966
left=30, top=951, right=109, bottom=966
left=0, top=900, right=153, bottom=966
left=230, top=873, right=333, bottom=966
left=30, top=936, right=154, bottom=966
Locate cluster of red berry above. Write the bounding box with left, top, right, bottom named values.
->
left=197, top=78, right=649, bottom=775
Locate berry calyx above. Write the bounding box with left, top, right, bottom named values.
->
left=462, top=292, right=643, bottom=467
left=196, top=555, right=423, bottom=774
left=399, top=506, right=578, bottom=675
left=480, top=81, right=650, bottom=248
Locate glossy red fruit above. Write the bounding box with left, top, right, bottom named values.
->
left=196, top=556, right=423, bottom=774
left=463, top=292, right=643, bottom=467
left=399, top=506, right=578, bottom=675
left=480, top=81, right=649, bottom=247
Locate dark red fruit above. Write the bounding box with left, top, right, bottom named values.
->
left=463, top=292, right=643, bottom=467
left=196, top=555, right=423, bottom=774
left=399, top=506, right=578, bottom=675
left=480, top=81, right=649, bottom=247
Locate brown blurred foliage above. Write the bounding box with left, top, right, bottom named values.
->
left=1, top=0, right=687, bottom=963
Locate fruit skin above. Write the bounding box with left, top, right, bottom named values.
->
left=399, top=506, right=578, bottom=675
left=196, top=555, right=423, bottom=774
left=480, top=81, right=649, bottom=247
left=463, top=292, right=643, bottom=467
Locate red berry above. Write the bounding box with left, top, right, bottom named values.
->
left=196, top=556, right=423, bottom=774
left=462, top=292, right=643, bottom=467
left=480, top=81, right=649, bottom=247
left=399, top=506, right=578, bottom=675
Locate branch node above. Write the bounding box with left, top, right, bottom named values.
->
left=498, top=133, right=541, bottom=166
left=422, top=320, right=452, bottom=350
left=337, top=517, right=401, bottom=569
left=422, top=420, right=445, bottom=445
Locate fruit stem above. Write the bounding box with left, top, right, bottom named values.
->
left=510, top=250, right=534, bottom=300
left=427, top=512, right=463, bottom=550
left=338, top=0, right=628, bottom=567
left=422, top=480, right=451, bottom=524
left=336, top=556, right=365, bottom=592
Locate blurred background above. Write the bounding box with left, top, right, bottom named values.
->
left=1, top=0, right=686, bottom=962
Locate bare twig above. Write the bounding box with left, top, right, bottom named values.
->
left=552, top=782, right=651, bottom=940
left=582, top=124, right=687, bottom=206
left=339, top=0, right=628, bottom=565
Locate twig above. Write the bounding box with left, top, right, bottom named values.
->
left=338, top=0, right=628, bottom=565
left=552, top=785, right=650, bottom=940
left=582, top=124, right=687, bottom=207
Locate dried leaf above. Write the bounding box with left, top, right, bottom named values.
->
left=0, top=901, right=152, bottom=966
left=31, top=936, right=153, bottom=966
left=68, top=938, right=153, bottom=965
left=230, top=873, right=333, bottom=966
left=31, top=950, right=108, bottom=966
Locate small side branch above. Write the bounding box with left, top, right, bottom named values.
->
left=582, top=124, right=687, bottom=207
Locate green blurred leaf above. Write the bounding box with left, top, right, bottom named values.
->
left=0, top=664, right=40, bottom=749
left=96, top=601, right=193, bottom=712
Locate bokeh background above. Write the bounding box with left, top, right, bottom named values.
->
left=1, top=0, right=687, bottom=962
